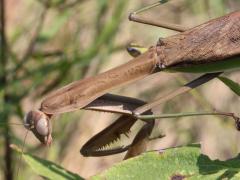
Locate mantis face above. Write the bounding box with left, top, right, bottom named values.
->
left=24, top=110, right=52, bottom=145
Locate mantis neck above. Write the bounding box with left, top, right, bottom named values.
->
left=41, top=47, right=160, bottom=114
left=87, top=47, right=159, bottom=96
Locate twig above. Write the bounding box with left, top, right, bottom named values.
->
left=0, top=0, right=6, bottom=73
left=137, top=111, right=240, bottom=131
left=32, top=50, right=64, bottom=58
left=137, top=111, right=238, bottom=120
left=0, top=0, right=13, bottom=179
left=58, top=0, right=85, bottom=10
left=137, top=111, right=239, bottom=121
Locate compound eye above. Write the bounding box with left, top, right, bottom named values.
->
left=23, top=113, right=29, bottom=128
left=36, top=117, right=49, bottom=136
left=24, top=112, right=33, bottom=129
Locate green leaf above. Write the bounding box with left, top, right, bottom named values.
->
left=218, top=76, right=240, bottom=96
left=20, top=150, right=83, bottom=180
left=93, top=145, right=240, bottom=180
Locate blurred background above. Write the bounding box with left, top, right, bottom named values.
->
left=0, top=0, right=240, bottom=179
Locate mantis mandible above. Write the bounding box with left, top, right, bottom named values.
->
left=24, top=1, right=240, bottom=159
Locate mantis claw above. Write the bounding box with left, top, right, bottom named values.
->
left=80, top=94, right=155, bottom=157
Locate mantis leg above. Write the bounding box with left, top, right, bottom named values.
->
left=124, top=72, right=222, bottom=159
left=126, top=45, right=223, bottom=116
left=134, top=72, right=222, bottom=116
left=81, top=94, right=155, bottom=158
left=129, top=0, right=187, bottom=32
left=80, top=72, right=223, bottom=158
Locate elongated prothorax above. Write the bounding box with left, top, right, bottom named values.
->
left=40, top=11, right=240, bottom=115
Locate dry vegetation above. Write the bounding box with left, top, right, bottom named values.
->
left=0, top=0, right=239, bottom=179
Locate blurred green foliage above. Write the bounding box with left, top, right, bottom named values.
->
left=218, top=76, right=240, bottom=96
left=1, top=0, right=129, bottom=179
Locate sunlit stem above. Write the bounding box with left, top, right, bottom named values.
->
left=0, top=122, right=25, bottom=126
left=136, top=111, right=239, bottom=121
left=16, top=130, right=29, bottom=178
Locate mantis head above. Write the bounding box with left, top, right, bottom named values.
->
left=24, top=110, right=52, bottom=145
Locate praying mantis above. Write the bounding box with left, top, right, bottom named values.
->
left=24, top=0, right=240, bottom=160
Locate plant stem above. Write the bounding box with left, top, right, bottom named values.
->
left=0, top=0, right=13, bottom=179
left=137, top=111, right=238, bottom=120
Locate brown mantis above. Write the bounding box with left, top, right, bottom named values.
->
left=24, top=1, right=240, bottom=159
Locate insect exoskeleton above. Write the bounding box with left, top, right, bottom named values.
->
left=24, top=110, right=52, bottom=145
